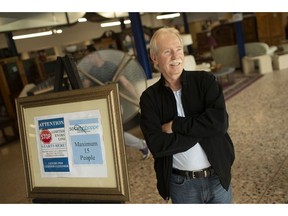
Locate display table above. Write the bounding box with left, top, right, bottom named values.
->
left=212, top=67, right=235, bottom=85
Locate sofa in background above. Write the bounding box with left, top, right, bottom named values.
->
left=211, top=42, right=277, bottom=69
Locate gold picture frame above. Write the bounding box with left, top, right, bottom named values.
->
left=15, top=83, right=130, bottom=203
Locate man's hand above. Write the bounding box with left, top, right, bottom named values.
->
left=162, top=121, right=173, bottom=134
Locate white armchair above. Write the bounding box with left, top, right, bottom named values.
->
left=184, top=55, right=211, bottom=71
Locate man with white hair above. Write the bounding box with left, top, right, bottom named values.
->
left=140, top=27, right=235, bottom=203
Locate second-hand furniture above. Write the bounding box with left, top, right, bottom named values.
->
left=272, top=52, right=288, bottom=71
left=209, top=13, right=284, bottom=48
left=212, top=67, right=235, bottom=85
left=184, top=55, right=211, bottom=71
left=242, top=55, right=273, bottom=74
left=212, top=42, right=277, bottom=69
left=0, top=57, right=28, bottom=127
left=210, top=15, right=259, bottom=48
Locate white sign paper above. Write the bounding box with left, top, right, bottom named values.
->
left=35, top=110, right=107, bottom=178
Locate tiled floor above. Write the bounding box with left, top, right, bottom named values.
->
left=1, top=69, right=288, bottom=204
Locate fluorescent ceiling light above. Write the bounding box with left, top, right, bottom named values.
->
left=97, top=12, right=144, bottom=18
left=78, top=17, right=87, bottom=22
left=53, top=29, right=63, bottom=34
left=156, top=13, right=181, bottom=20
left=101, top=21, right=121, bottom=27
left=13, top=30, right=53, bottom=40
left=13, top=29, right=62, bottom=40
left=101, top=20, right=131, bottom=28
left=97, top=12, right=129, bottom=18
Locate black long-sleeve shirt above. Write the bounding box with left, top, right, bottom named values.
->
left=140, top=70, right=235, bottom=200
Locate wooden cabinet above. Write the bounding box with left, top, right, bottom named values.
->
left=0, top=57, right=30, bottom=143
left=207, top=13, right=284, bottom=48
left=196, top=31, right=211, bottom=53
left=211, top=24, right=236, bottom=47
left=0, top=57, right=28, bottom=119
left=242, top=15, right=259, bottom=42
left=210, top=15, right=259, bottom=47
left=256, top=13, right=284, bottom=46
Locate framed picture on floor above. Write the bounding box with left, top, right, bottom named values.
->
left=15, top=83, right=130, bottom=203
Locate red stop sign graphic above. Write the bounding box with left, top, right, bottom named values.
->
left=40, top=129, right=52, bottom=144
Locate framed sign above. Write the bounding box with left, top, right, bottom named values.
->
left=15, top=83, right=130, bottom=202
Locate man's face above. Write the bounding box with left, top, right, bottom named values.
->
left=152, top=33, right=184, bottom=79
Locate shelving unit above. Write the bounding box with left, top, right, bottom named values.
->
left=0, top=57, right=28, bottom=144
